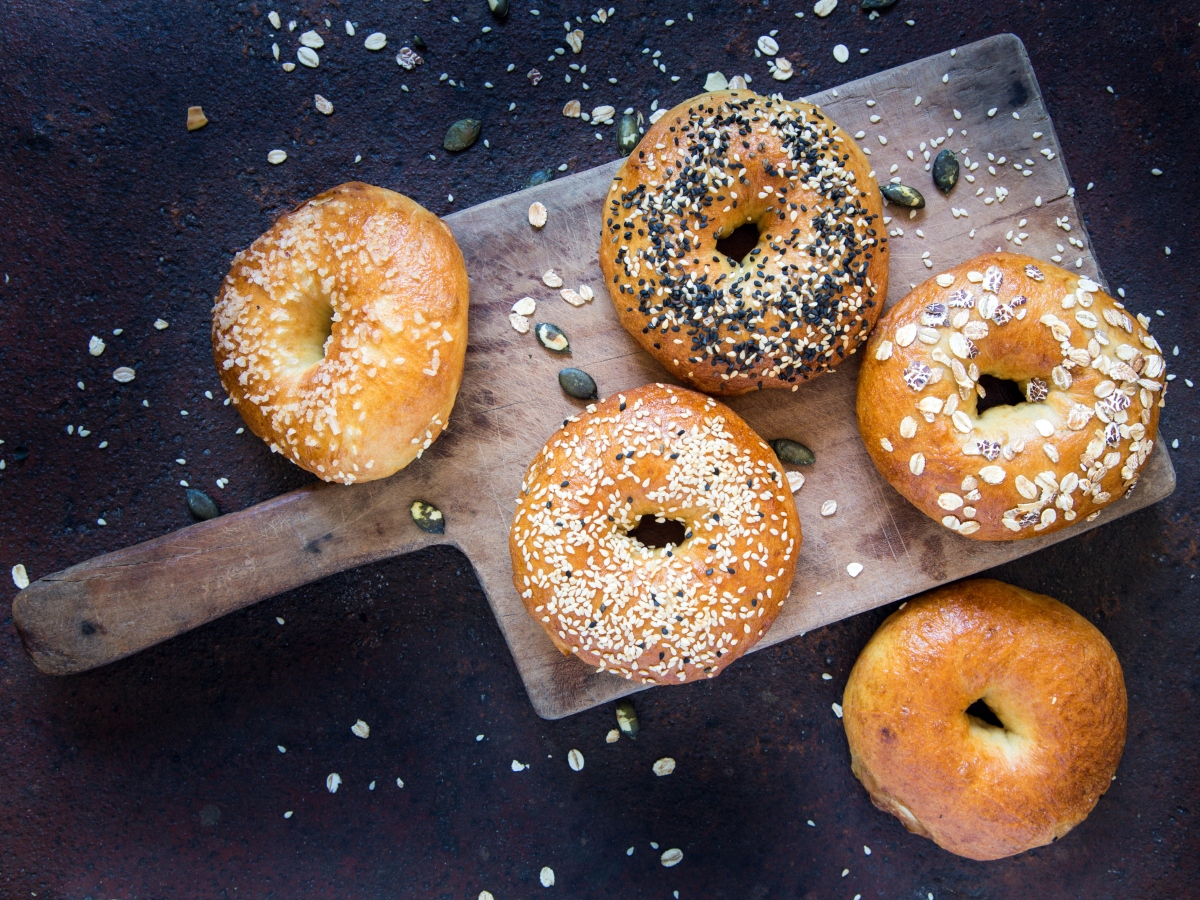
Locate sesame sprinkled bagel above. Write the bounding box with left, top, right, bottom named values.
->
left=212, top=182, right=469, bottom=484
left=509, top=383, right=802, bottom=684
left=600, top=90, right=888, bottom=395
left=858, top=253, right=1165, bottom=540
left=843, top=579, right=1127, bottom=860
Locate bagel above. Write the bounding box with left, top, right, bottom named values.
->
left=842, top=579, right=1127, bottom=860
left=599, top=90, right=888, bottom=395
left=857, top=252, right=1165, bottom=539
left=212, top=182, right=469, bottom=483
left=508, top=383, right=802, bottom=684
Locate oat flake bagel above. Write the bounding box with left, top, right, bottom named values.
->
left=858, top=252, right=1165, bottom=540
left=509, top=383, right=801, bottom=684
left=212, top=182, right=469, bottom=483
left=600, top=90, right=888, bottom=395
left=842, top=579, right=1127, bottom=860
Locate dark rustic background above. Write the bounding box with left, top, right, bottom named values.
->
left=1, top=1, right=1196, bottom=897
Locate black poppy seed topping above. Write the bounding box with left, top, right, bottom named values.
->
left=510, top=385, right=797, bottom=684
left=605, top=92, right=886, bottom=387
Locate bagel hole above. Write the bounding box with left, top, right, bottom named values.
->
left=966, top=698, right=1006, bottom=730
left=975, top=373, right=1026, bottom=415
left=296, top=294, right=336, bottom=368
left=627, top=516, right=688, bottom=550
left=716, top=222, right=762, bottom=265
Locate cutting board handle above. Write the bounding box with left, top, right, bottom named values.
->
left=11, top=481, right=441, bottom=675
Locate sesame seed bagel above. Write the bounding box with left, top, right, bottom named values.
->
left=509, top=383, right=801, bottom=684
left=212, top=182, right=469, bottom=484
left=858, top=252, right=1165, bottom=540
left=843, top=579, right=1127, bottom=860
left=600, top=90, right=888, bottom=395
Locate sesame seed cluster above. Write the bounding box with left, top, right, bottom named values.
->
left=859, top=253, right=1165, bottom=541
left=600, top=90, right=888, bottom=395
left=211, top=182, right=469, bottom=484
left=509, top=383, right=801, bottom=684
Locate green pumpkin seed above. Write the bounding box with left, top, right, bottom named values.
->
left=617, top=114, right=639, bottom=156
left=536, top=322, right=570, bottom=353
left=558, top=367, right=598, bottom=399
left=410, top=500, right=445, bottom=534
left=186, top=488, right=220, bottom=521
left=443, top=118, right=481, bottom=152
left=932, top=148, right=959, bottom=194
left=880, top=182, right=925, bottom=209
left=769, top=438, right=816, bottom=466
left=487, top=0, right=509, bottom=17
left=860, top=0, right=897, bottom=8
left=524, top=168, right=554, bottom=188
left=615, top=700, right=639, bottom=739
left=412, top=34, right=427, bottom=50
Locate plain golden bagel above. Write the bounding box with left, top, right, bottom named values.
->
left=600, top=90, right=888, bottom=395
left=857, top=252, right=1165, bottom=539
left=212, top=182, right=469, bottom=484
left=508, top=383, right=802, bottom=684
left=842, top=579, right=1127, bottom=860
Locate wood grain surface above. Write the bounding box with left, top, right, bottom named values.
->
left=11, top=34, right=1175, bottom=718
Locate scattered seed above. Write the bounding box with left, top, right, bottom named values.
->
left=821, top=500, right=838, bottom=517
left=488, top=0, right=510, bottom=18
left=314, top=94, right=333, bottom=115
left=350, top=718, right=370, bottom=738
left=112, top=366, right=136, bottom=383
left=769, top=438, right=816, bottom=465
left=661, top=848, right=684, bottom=867
left=299, top=30, right=324, bottom=49
left=364, top=32, right=387, bottom=50
left=444, top=119, right=481, bottom=152
left=326, top=773, right=341, bottom=793
left=606, top=729, right=620, bottom=743
left=539, top=867, right=555, bottom=888
left=617, top=114, right=639, bottom=156
left=267, top=149, right=287, bottom=165
left=535, top=322, right=570, bottom=352
left=814, top=0, right=838, bottom=16
left=558, top=368, right=598, bottom=400
left=512, top=296, right=537, bottom=316
left=653, top=757, right=676, bottom=776
left=186, top=488, right=220, bottom=521
left=396, top=47, right=423, bottom=69
left=616, top=700, right=639, bottom=738
left=297, top=46, right=319, bottom=67
left=528, top=201, right=548, bottom=228
left=881, top=183, right=925, bottom=208
left=509, top=313, right=531, bottom=333
left=567, top=749, right=585, bottom=771
left=786, top=471, right=805, bottom=492
left=410, top=500, right=446, bottom=534
left=88, top=335, right=106, bottom=356
left=563, top=99, right=582, bottom=118
left=186, top=106, right=208, bottom=131
left=846, top=563, right=863, bottom=578
left=11, top=564, right=29, bottom=590
left=542, top=269, right=564, bottom=288
left=268, top=10, right=281, bottom=29
left=833, top=43, right=850, bottom=63
left=704, top=72, right=729, bottom=91
left=933, top=148, right=960, bottom=193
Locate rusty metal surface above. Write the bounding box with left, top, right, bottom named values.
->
left=0, top=0, right=1196, bottom=896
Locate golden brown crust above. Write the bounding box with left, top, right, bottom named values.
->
left=842, top=578, right=1127, bottom=861
left=599, top=90, right=888, bottom=395
left=508, top=383, right=802, bottom=684
left=857, top=252, right=1165, bottom=540
left=211, top=182, right=470, bottom=484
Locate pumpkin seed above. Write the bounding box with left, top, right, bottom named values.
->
left=443, top=119, right=480, bottom=152
left=615, top=700, right=639, bottom=738
left=860, top=0, right=897, bottom=8
left=932, top=148, right=960, bottom=194
left=535, top=322, right=570, bottom=352
left=488, top=0, right=509, bottom=18
left=412, top=34, right=427, bottom=50
left=186, top=488, right=220, bottom=521
left=881, top=183, right=925, bottom=208
left=558, top=368, right=598, bottom=399
left=769, top=438, right=816, bottom=465
left=617, top=113, right=639, bottom=156
left=410, top=500, right=445, bottom=534
left=524, top=168, right=553, bottom=188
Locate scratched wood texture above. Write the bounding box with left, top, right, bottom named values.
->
left=12, top=34, right=1175, bottom=719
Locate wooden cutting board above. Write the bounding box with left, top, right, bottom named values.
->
left=13, top=34, right=1175, bottom=718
